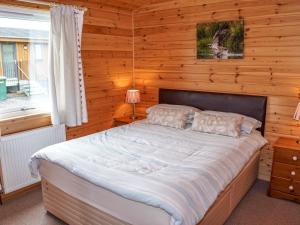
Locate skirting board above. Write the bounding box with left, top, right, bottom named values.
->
left=0, top=182, right=41, bottom=204
left=42, top=150, right=260, bottom=225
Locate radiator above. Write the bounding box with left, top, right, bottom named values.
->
left=0, top=124, right=66, bottom=194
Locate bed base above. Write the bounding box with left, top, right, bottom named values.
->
left=42, top=151, right=260, bottom=225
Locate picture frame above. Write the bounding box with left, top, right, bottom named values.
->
left=197, top=20, right=244, bottom=59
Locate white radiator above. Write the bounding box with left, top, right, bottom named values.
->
left=0, top=124, right=66, bottom=194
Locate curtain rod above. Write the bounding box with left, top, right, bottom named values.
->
left=17, top=0, right=88, bottom=11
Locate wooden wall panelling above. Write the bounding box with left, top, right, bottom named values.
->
left=41, top=0, right=174, bottom=12
left=65, top=1, right=134, bottom=139
left=1, top=0, right=299, bottom=181
left=0, top=0, right=134, bottom=139
left=133, top=0, right=300, bottom=181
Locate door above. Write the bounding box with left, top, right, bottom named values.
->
left=1, top=43, right=17, bottom=82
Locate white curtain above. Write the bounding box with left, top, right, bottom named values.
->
left=49, top=5, right=88, bottom=127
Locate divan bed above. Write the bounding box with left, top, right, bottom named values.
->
left=30, top=89, right=268, bottom=225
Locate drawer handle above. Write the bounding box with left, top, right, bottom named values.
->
left=292, top=156, right=298, bottom=161
left=291, top=171, right=296, bottom=176
left=289, top=185, right=294, bottom=191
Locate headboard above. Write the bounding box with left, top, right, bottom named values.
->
left=159, top=89, right=267, bottom=135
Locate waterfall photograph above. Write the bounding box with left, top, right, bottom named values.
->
left=197, top=20, right=244, bottom=59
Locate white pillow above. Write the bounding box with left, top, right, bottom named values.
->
left=147, top=108, right=188, bottom=129
left=203, top=111, right=262, bottom=134
left=146, top=104, right=201, bottom=123
left=192, top=112, right=242, bottom=137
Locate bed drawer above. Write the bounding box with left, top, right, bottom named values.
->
left=271, top=177, right=300, bottom=196
left=272, top=162, right=300, bottom=181
left=273, top=147, right=300, bottom=166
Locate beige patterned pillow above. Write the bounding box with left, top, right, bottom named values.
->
left=192, top=112, right=242, bottom=137
left=147, top=108, right=188, bottom=129
left=203, top=111, right=262, bottom=134
left=146, top=104, right=201, bottom=123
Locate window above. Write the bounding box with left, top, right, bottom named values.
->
left=0, top=6, right=50, bottom=119
left=34, top=44, right=43, bottom=60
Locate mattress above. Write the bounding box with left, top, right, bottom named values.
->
left=30, top=120, right=267, bottom=225
left=39, top=160, right=171, bottom=225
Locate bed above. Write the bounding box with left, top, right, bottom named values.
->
left=30, top=89, right=268, bottom=225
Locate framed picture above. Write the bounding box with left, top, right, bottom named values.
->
left=197, top=20, right=244, bottom=59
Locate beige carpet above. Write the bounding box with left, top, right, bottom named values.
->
left=0, top=180, right=299, bottom=225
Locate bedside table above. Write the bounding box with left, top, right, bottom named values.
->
left=269, top=137, right=300, bottom=203
left=113, top=116, right=146, bottom=127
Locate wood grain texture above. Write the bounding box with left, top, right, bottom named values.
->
left=113, top=115, right=146, bottom=127
left=1, top=0, right=299, bottom=181
left=269, top=189, right=300, bottom=203
left=0, top=0, right=134, bottom=139
left=42, top=179, right=131, bottom=225
left=272, top=162, right=300, bottom=181
left=0, top=182, right=41, bottom=203
left=40, top=0, right=136, bottom=139
left=269, top=137, right=300, bottom=202
left=133, top=0, right=300, bottom=181
left=41, top=150, right=259, bottom=225
left=0, top=113, right=51, bottom=136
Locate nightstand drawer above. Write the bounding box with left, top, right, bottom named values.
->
left=271, top=177, right=300, bottom=196
left=274, top=147, right=300, bottom=166
left=114, top=116, right=146, bottom=128
left=272, top=162, right=300, bottom=181
left=269, top=189, right=300, bottom=203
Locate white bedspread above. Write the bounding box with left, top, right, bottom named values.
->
left=29, top=120, right=267, bottom=225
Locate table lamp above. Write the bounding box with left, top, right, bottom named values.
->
left=293, top=102, right=300, bottom=144
left=126, top=89, right=140, bottom=120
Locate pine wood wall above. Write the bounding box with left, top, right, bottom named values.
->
left=61, top=1, right=134, bottom=139
left=2, top=0, right=300, bottom=180
left=0, top=0, right=134, bottom=139
left=133, top=0, right=300, bottom=180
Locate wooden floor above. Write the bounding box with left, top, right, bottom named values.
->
left=0, top=180, right=299, bottom=225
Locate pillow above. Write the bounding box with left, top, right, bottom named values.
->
left=192, top=112, right=242, bottom=137
left=146, top=104, right=201, bottom=123
left=147, top=108, right=188, bottom=129
left=203, top=111, right=262, bottom=134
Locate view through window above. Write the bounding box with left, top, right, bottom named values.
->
left=0, top=6, right=50, bottom=117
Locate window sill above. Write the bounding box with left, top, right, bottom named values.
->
left=0, top=111, right=51, bottom=136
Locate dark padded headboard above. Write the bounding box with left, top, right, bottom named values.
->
left=159, top=89, right=267, bottom=135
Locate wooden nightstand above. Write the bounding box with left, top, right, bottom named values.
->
left=269, top=137, right=300, bottom=203
left=113, top=116, right=146, bottom=127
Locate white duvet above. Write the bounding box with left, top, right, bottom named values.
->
left=30, top=120, right=267, bottom=225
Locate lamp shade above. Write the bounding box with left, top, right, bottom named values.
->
left=126, top=89, right=140, bottom=104
left=294, top=102, right=300, bottom=120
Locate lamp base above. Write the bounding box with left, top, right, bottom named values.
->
left=131, top=103, right=136, bottom=121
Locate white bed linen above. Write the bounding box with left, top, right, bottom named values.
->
left=30, top=120, right=267, bottom=225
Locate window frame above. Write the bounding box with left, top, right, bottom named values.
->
left=0, top=112, right=51, bottom=136
left=0, top=4, right=51, bottom=133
